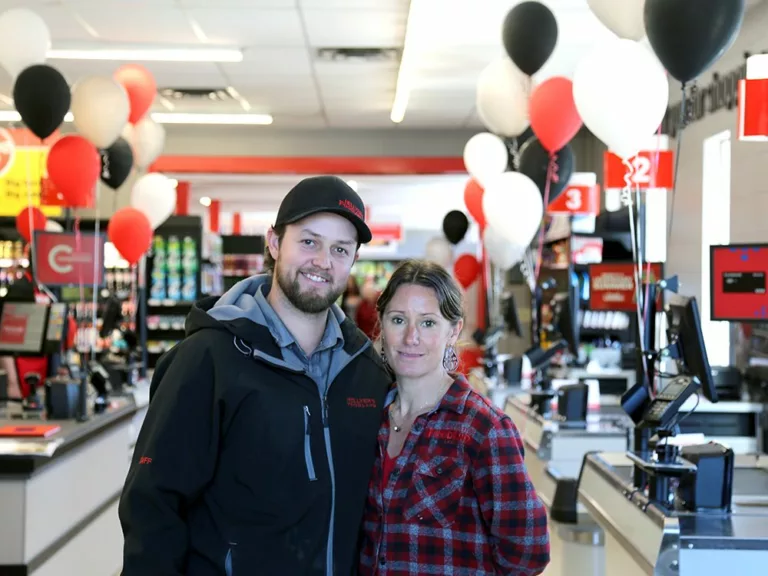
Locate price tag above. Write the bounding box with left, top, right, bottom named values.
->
left=547, top=184, right=600, bottom=215
left=604, top=150, right=674, bottom=189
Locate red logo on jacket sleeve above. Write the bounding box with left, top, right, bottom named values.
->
left=139, top=456, right=153, bottom=464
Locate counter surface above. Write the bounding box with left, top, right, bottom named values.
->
left=0, top=395, right=139, bottom=476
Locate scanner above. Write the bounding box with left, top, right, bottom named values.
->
left=621, top=290, right=735, bottom=513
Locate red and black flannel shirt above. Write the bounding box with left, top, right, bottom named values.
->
left=359, top=375, right=550, bottom=575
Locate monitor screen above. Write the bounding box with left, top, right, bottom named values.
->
left=711, top=244, right=768, bottom=322
left=0, top=302, right=48, bottom=354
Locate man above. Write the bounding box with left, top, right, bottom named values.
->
left=119, top=176, right=392, bottom=576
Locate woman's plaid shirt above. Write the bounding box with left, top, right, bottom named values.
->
left=359, top=375, right=550, bottom=575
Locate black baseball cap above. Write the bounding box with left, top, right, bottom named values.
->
left=275, top=176, right=372, bottom=243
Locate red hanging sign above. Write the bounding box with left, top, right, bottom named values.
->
left=738, top=78, right=768, bottom=141
left=33, top=231, right=106, bottom=286
left=589, top=263, right=663, bottom=311
left=603, top=150, right=674, bottom=189
left=547, top=184, right=600, bottom=215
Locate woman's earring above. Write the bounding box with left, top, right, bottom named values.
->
left=443, top=345, right=459, bottom=372
left=380, top=342, right=389, bottom=365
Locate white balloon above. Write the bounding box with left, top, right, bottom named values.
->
left=0, top=9, right=50, bottom=78
left=123, top=118, right=166, bottom=169
left=476, top=57, right=531, bottom=138
left=424, top=236, right=453, bottom=269
left=130, top=173, right=177, bottom=229
left=482, top=172, right=543, bottom=247
left=71, top=76, right=130, bottom=149
left=484, top=226, right=526, bottom=270
left=463, top=133, right=508, bottom=187
left=44, top=220, right=63, bottom=232
left=573, top=38, right=668, bottom=160
left=588, top=0, right=647, bottom=41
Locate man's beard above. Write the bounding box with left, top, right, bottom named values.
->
left=275, top=259, right=345, bottom=314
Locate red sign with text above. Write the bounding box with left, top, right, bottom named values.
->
left=33, top=231, right=105, bottom=286
left=547, top=184, right=601, bottom=215
left=604, top=150, right=674, bottom=189
left=710, top=245, right=768, bottom=321
left=0, top=311, right=27, bottom=344
left=589, top=263, right=663, bottom=311
left=369, top=224, right=402, bottom=241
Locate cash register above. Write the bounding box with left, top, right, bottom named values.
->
left=577, top=294, right=768, bottom=576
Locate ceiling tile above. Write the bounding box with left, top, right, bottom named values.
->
left=301, top=9, right=407, bottom=48
left=179, top=0, right=296, bottom=7
left=64, top=5, right=198, bottom=44
left=186, top=8, right=305, bottom=46
left=220, top=48, right=313, bottom=79
left=325, top=111, right=393, bottom=128
left=299, top=0, right=408, bottom=7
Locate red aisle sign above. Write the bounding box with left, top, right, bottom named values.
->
left=604, top=150, right=674, bottom=189
left=369, top=224, right=402, bottom=241
left=33, top=231, right=106, bottom=286
left=547, top=184, right=600, bottom=215
left=589, top=263, right=663, bottom=311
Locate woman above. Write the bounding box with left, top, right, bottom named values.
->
left=359, top=259, right=550, bottom=576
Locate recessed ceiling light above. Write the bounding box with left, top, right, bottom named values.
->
left=199, top=196, right=212, bottom=207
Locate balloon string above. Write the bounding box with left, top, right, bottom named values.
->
left=667, top=81, right=695, bottom=248
left=23, top=132, right=37, bottom=288
left=74, top=216, right=87, bottom=359
left=621, top=158, right=646, bottom=362
left=91, top=179, right=101, bottom=355
left=534, top=154, right=556, bottom=281
left=506, top=138, right=520, bottom=171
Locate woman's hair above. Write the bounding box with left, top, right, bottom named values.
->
left=376, top=259, right=464, bottom=325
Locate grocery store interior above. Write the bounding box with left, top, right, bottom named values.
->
left=2, top=0, right=768, bottom=574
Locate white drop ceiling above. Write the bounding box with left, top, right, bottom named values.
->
left=0, top=0, right=622, bottom=129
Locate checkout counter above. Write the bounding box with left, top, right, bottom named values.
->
left=0, top=299, right=149, bottom=575
left=473, top=289, right=768, bottom=576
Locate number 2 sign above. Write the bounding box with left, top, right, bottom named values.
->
left=547, top=184, right=600, bottom=215
left=603, top=150, right=674, bottom=189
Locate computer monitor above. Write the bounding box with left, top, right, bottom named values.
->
left=665, top=294, right=718, bottom=402
left=0, top=302, right=49, bottom=355
left=501, top=292, right=523, bottom=337
left=710, top=243, right=768, bottom=322
left=550, top=283, right=581, bottom=356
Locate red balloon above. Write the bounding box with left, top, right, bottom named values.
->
left=47, top=135, right=101, bottom=207
left=115, top=64, right=157, bottom=124
left=108, top=208, right=152, bottom=265
left=454, top=254, right=481, bottom=289
left=529, top=77, right=583, bottom=153
left=15, top=206, right=46, bottom=242
left=463, top=179, right=486, bottom=230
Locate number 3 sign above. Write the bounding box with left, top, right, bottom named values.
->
left=547, top=184, right=600, bottom=215
left=603, top=150, right=674, bottom=189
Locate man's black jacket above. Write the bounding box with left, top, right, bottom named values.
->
left=119, top=289, right=391, bottom=575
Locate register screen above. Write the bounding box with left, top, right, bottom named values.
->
left=0, top=303, right=48, bottom=353
left=711, top=244, right=768, bottom=321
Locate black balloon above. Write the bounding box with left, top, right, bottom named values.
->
left=502, top=2, right=558, bottom=76
left=644, top=0, right=745, bottom=84
left=518, top=138, right=574, bottom=202
left=442, top=211, right=469, bottom=245
left=101, top=137, right=134, bottom=190
left=12, top=64, right=71, bottom=140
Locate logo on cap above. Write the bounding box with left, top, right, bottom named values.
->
left=339, top=199, right=363, bottom=220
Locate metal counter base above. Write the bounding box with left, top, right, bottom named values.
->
left=579, top=452, right=768, bottom=576
left=0, top=392, right=148, bottom=576
left=506, top=396, right=628, bottom=576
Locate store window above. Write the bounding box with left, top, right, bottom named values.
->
left=701, top=130, right=732, bottom=366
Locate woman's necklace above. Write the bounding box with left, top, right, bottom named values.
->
left=389, top=381, right=451, bottom=433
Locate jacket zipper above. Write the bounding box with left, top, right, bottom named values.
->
left=224, top=546, right=233, bottom=576
left=303, top=406, right=317, bottom=481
